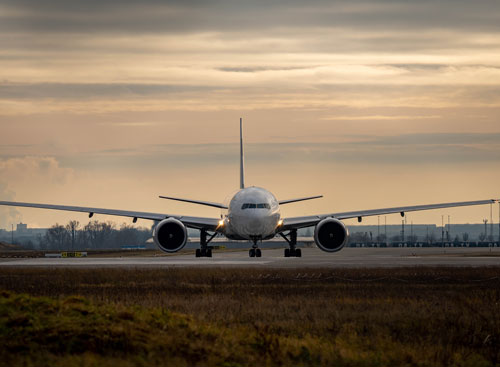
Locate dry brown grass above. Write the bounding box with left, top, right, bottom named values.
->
left=1, top=267, right=500, bottom=366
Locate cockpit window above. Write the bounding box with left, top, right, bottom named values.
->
left=241, top=203, right=270, bottom=210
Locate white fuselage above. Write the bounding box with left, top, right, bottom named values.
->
left=223, top=187, right=281, bottom=240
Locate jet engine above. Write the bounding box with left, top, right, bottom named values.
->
left=153, top=218, right=188, bottom=253
left=314, top=218, right=349, bottom=252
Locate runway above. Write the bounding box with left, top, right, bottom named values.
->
left=1, top=247, right=499, bottom=268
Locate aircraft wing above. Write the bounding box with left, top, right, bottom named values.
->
left=0, top=200, right=220, bottom=231
left=281, top=199, right=498, bottom=231
left=278, top=195, right=323, bottom=205
left=159, top=195, right=228, bottom=209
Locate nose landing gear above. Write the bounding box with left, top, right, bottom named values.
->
left=249, top=248, right=262, bottom=257
left=279, top=229, right=302, bottom=257
left=249, top=236, right=262, bottom=257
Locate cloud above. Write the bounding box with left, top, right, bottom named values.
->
left=0, top=83, right=216, bottom=99
left=0, top=0, right=499, bottom=116
left=320, top=115, right=441, bottom=121
left=38, top=132, right=500, bottom=174
left=0, top=182, right=22, bottom=229
left=0, top=156, right=74, bottom=185
left=0, top=1, right=498, bottom=228
left=216, top=66, right=315, bottom=73
left=0, top=156, right=77, bottom=229
left=1, top=0, right=499, bottom=34
left=350, top=132, right=500, bottom=146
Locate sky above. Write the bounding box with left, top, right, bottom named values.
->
left=0, top=0, right=499, bottom=229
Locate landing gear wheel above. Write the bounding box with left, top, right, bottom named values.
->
left=280, top=230, right=300, bottom=258
left=249, top=249, right=256, bottom=257
left=256, top=249, right=262, bottom=257
left=196, top=229, right=217, bottom=258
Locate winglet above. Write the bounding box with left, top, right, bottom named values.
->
left=240, top=117, right=245, bottom=190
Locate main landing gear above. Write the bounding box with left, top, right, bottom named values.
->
left=279, top=229, right=302, bottom=257
left=195, top=229, right=217, bottom=258
left=249, top=236, right=262, bottom=257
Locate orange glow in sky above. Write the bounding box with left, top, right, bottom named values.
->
left=1, top=0, right=499, bottom=228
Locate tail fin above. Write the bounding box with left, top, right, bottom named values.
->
left=240, top=117, right=245, bottom=189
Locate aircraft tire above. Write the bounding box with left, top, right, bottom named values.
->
left=284, top=248, right=290, bottom=257
left=256, top=249, right=262, bottom=257
left=207, top=248, right=212, bottom=257
left=296, top=249, right=302, bottom=257
left=195, top=249, right=201, bottom=257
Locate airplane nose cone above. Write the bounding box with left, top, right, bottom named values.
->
left=247, top=217, right=264, bottom=233
left=233, top=211, right=271, bottom=237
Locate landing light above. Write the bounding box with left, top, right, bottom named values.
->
left=278, top=219, right=283, bottom=226
left=218, top=219, right=224, bottom=227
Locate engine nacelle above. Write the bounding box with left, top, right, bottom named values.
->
left=153, top=218, right=188, bottom=253
left=314, top=218, right=349, bottom=253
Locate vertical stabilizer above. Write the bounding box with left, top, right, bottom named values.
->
left=240, top=118, right=245, bottom=189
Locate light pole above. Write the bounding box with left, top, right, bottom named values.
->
left=377, top=216, right=380, bottom=243
left=483, top=219, right=488, bottom=243
left=401, top=219, right=405, bottom=245
left=441, top=215, right=444, bottom=247
left=447, top=215, right=451, bottom=242
left=384, top=216, right=387, bottom=247
left=410, top=221, right=413, bottom=246
left=490, top=203, right=493, bottom=241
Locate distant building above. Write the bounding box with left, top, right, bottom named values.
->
left=16, top=223, right=28, bottom=234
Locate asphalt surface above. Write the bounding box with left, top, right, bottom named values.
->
left=1, top=247, right=499, bottom=268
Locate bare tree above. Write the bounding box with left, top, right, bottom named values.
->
left=115, top=223, right=139, bottom=247
left=44, top=224, right=69, bottom=250
left=66, top=220, right=80, bottom=251
left=83, top=221, right=115, bottom=249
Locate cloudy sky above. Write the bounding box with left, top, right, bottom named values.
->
left=1, top=0, right=499, bottom=229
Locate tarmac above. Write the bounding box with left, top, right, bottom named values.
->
left=0, top=247, right=499, bottom=268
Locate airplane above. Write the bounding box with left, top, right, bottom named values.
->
left=0, top=118, right=498, bottom=258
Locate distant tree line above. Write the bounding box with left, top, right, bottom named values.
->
left=38, top=220, right=152, bottom=251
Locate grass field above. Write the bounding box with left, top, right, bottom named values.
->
left=1, top=267, right=499, bottom=366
